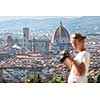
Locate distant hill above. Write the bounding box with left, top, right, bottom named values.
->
left=65, top=16, right=100, bottom=34
left=0, top=18, right=62, bottom=33
left=0, top=16, right=100, bottom=35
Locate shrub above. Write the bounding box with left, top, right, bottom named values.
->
left=48, top=76, right=65, bottom=83
left=26, top=75, right=41, bottom=83
left=96, top=74, right=100, bottom=83
left=88, top=75, right=94, bottom=83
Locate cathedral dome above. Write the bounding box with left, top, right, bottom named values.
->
left=51, top=20, right=70, bottom=43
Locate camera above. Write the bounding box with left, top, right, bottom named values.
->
left=59, top=50, right=70, bottom=63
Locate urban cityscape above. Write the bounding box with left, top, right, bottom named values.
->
left=0, top=16, right=100, bottom=83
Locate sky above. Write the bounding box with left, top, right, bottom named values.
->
left=0, top=16, right=81, bottom=22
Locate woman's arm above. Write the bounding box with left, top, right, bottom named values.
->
left=72, top=60, right=86, bottom=76
left=65, top=54, right=86, bottom=76
left=65, top=58, right=73, bottom=70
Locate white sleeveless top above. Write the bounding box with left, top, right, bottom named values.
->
left=68, top=51, right=90, bottom=83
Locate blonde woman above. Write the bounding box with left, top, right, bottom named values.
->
left=65, top=33, right=90, bottom=83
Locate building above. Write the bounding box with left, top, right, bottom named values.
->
left=6, top=35, right=14, bottom=46
left=87, top=33, right=100, bottom=38
left=22, top=26, right=50, bottom=53
left=1, top=35, right=15, bottom=52
left=50, top=20, right=72, bottom=53
left=22, top=21, right=72, bottom=53
left=23, top=27, right=29, bottom=50
left=29, top=36, right=50, bottom=53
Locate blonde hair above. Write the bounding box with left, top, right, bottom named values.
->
left=71, top=33, right=86, bottom=42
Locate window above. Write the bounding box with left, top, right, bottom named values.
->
left=56, top=40, right=58, bottom=42
left=62, top=40, right=65, bottom=42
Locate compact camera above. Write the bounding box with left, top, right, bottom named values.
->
left=59, top=50, right=70, bottom=63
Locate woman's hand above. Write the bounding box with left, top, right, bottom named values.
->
left=65, top=54, right=74, bottom=70
left=66, top=54, right=74, bottom=62
left=65, top=54, right=86, bottom=76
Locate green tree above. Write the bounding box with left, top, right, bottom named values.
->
left=96, top=74, right=100, bottom=83
left=48, top=76, right=65, bottom=83
left=88, top=75, right=94, bottom=83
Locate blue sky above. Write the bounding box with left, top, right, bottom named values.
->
left=0, top=16, right=81, bottom=22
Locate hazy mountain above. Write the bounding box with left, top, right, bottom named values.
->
left=65, top=16, right=100, bottom=34
left=0, top=16, right=100, bottom=35
left=0, top=17, right=73, bottom=33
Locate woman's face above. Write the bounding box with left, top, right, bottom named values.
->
left=70, top=38, right=79, bottom=49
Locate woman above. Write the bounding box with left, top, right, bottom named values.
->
left=65, top=33, right=90, bottom=83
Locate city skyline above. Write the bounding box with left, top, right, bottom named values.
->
left=0, top=16, right=99, bottom=83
